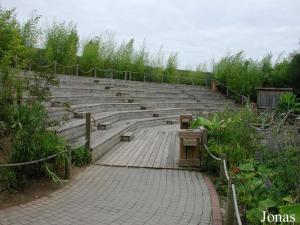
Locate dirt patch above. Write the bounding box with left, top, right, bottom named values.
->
left=0, top=165, right=87, bottom=210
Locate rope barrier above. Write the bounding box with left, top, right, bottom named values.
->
left=204, top=144, right=221, bottom=161
left=232, top=184, right=243, bottom=225
left=223, top=159, right=230, bottom=181
left=204, top=143, right=243, bottom=224
left=0, top=150, right=67, bottom=167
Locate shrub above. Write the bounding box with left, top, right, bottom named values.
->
left=71, top=147, right=91, bottom=167
left=8, top=102, right=67, bottom=188
left=278, top=92, right=300, bottom=113
left=45, top=22, right=79, bottom=67
left=213, top=51, right=268, bottom=100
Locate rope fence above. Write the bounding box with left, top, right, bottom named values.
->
left=203, top=144, right=243, bottom=225
left=0, top=150, right=67, bottom=167
left=26, top=61, right=213, bottom=86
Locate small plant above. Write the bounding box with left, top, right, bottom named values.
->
left=71, top=147, right=91, bottom=167
left=278, top=92, right=300, bottom=114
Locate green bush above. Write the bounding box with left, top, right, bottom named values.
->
left=8, top=102, right=67, bottom=189
left=213, top=51, right=269, bottom=100
left=278, top=92, right=300, bottom=113
left=71, top=147, right=91, bottom=167
left=193, top=105, right=259, bottom=170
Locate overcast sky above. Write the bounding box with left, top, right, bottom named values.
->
left=1, top=0, right=300, bottom=70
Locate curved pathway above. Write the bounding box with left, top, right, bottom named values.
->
left=0, top=125, right=217, bottom=225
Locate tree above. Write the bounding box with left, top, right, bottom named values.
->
left=45, top=22, right=79, bottom=66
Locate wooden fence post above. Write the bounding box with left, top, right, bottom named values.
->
left=226, top=86, right=229, bottom=96
left=65, top=146, right=72, bottom=179
left=54, top=61, right=57, bottom=74
left=200, top=128, right=208, bottom=168
left=85, top=113, right=91, bottom=150
left=161, top=75, right=164, bottom=83
left=225, top=176, right=235, bottom=225
left=94, top=68, right=97, bottom=78
left=143, top=73, right=146, bottom=82
left=76, top=64, right=79, bottom=76
left=111, top=69, right=114, bottom=79
left=220, top=155, right=227, bottom=184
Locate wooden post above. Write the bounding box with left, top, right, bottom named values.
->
left=124, top=72, right=127, bottom=81
left=225, top=176, right=235, bottom=225
left=65, top=146, right=71, bottom=179
left=296, top=117, right=300, bottom=145
left=161, top=75, right=164, bottom=83
left=54, top=61, right=57, bottom=74
left=29, top=64, right=32, bottom=71
left=226, top=86, right=229, bottom=96
left=129, top=72, right=132, bottom=81
left=111, top=69, right=114, bottom=79
left=76, top=64, right=79, bottom=76
left=94, top=68, right=97, bottom=78
left=85, top=113, right=91, bottom=150
left=143, top=73, right=146, bottom=82
left=200, top=128, right=208, bottom=168
left=220, top=155, right=227, bottom=184
left=211, top=80, right=217, bottom=92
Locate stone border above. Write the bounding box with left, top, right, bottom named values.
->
left=203, top=175, right=223, bottom=225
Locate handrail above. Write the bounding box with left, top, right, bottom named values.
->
left=204, top=143, right=243, bottom=225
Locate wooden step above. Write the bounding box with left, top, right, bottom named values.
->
left=97, top=121, right=113, bottom=130
left=121, top=132, right=135, bottom=142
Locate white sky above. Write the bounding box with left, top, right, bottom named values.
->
left=1, top=0, right=300, bottom=70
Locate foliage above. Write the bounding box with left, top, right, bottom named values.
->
left=71, top=147, right=91, bottom=167
left=193, top=106, right=259, bottom=170
left=8, top=102, right=67, bottom=188
left=278, top=92, right=300, bottom=113
left=45, top=22, right=79, bottom=66
left=213, top=51, right=268, bottom=100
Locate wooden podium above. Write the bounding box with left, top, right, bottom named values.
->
left=178, top=128, right=207, bottom=167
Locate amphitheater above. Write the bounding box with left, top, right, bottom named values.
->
left=0, top=75, right=237, bottom=225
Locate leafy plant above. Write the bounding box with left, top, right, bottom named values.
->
left=71, top=147, right=91, bottom=167
left=278, top=92, right=300, bottom=113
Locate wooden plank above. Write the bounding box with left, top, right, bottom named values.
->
left=140, top=128, right=161, bottom=167
left=115, top=130, right=146, bottom=165
left=121, top=132, right=135, bottom=141
left=166, top=130, right=176, bottom=168
left=131, top=127, right=158, bottom=167
left=159, top=132, right=172, bottom=168
left=146, top=130, right=165, bottom=168
left=152, top=131, right=169, bottom=168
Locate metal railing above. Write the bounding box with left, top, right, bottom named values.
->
left=204, top=144, right=243, bottom=225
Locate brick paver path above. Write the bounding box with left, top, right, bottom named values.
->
left=0, top=166, right=212, bottom=225
left=0, top=125, right=215, bottom=225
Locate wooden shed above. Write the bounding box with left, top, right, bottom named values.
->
left=256, top=87, right=293, bottom=109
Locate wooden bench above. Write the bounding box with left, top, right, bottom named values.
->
left=121, top=132, right=135, bottom=142
left=97, top=121, right=113, bottom=130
